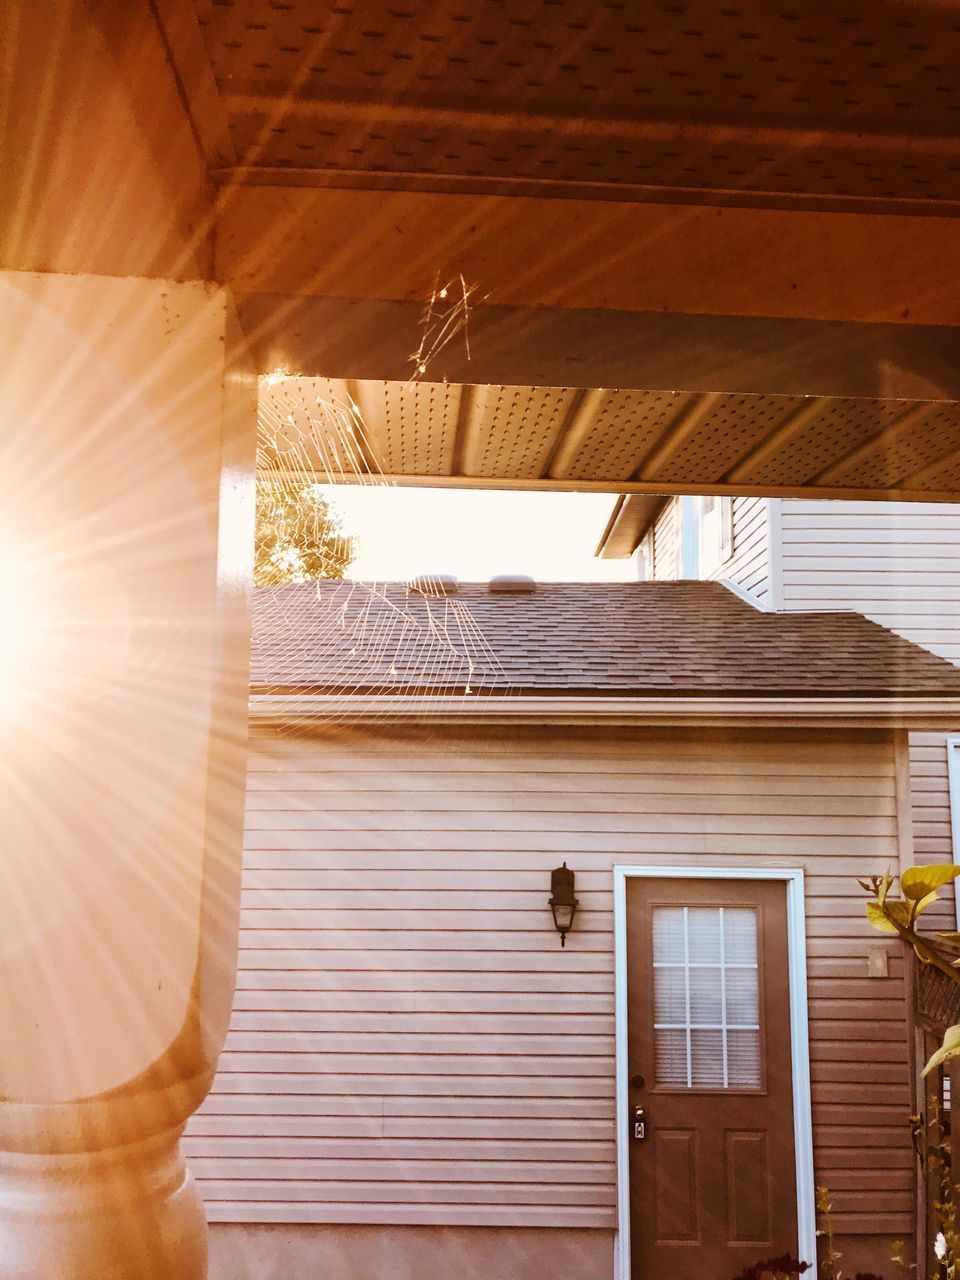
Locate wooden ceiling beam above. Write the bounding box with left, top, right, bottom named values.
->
left=4, top=0, right=214, bottom=278
left=213, top=164, right=960, bottom=220
left=234, top=295, right=960, bottom=400
left=259, top=466, right=960, bottom=504
left=216, top=186, right=960, bottom=328
left=151, top=0, right=236, bottom=170
left=221, top=92, right=959, bottom=163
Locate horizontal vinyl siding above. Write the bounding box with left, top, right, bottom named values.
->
left=187, top=724, right=912, bottom=1243
left=779, top=500, right=960, bottom=664
left=778, top=500, right=960, bottom=904
left=647, top=497, right=772, bottom=605
left=711, top=496, right=771, bottom=604
left=909, top=733, right=957, bottom=934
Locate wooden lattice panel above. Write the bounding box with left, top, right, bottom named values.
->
left=196, top=0, right=960, bottom=207
left=916, top=957, right=960, bottom=1034
left=555, top=390, right=687, bottom=482
left=645, top=395, right=800, bottom=485
left=462, top=384, right=578, bottom=479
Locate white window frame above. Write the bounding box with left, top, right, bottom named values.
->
left=636, top=533, right=653, bottom=582
left=679, top=494, right=701, bottom=578
left=612, top=865, right=817, bottom=1280
left=681, top=495, right=735, bottom=579
left=949, top=737, right=960, bottom=928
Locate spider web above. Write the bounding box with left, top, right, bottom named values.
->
left=254, top=377, right=510, bottom=725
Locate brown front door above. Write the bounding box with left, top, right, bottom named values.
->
left=627, top=877, right=799, bottom=1278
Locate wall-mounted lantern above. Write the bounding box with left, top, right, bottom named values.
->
left=549, top=862, right=579, bottom=948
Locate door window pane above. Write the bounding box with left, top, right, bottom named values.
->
left=655, top=1028, right=688, bottom=1085
left=725, top=967, right=759, bottom=1024
left=652, top=908, right=686, bottom=963
left=690, top=1029, right=725, bottom=1087
left=652, top=905, right=761, bottom=1089
left=688, top=965, right=722, bottom=1023
left=724, top=908, right=758, bottom=965
left=687, top=910, right=723, bottom=964
left=654, top=965, right=688, bottom=1024
left=727, top=1028, right=762, bottom=1088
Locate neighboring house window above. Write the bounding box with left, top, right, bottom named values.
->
left=637, top=533, right=653, bottom=581
left=700, top=495, right=734, bottom=575
left=681, top=495, right=735, bottom=578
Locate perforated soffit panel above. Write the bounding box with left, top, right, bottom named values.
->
left=257, top=378, right=960, bottom=496
left=195, top=0, right=960, bottom=211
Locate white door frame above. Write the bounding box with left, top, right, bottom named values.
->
left=613, top=865, right=817, bottom=1280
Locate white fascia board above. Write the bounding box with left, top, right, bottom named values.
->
left=250, top=693, right=960, bottom=730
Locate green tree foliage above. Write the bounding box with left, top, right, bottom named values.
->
left=254, top=482, right=355, bottom=586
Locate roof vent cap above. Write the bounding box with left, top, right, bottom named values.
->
left=409, top=574, right=459, bottom=596
left=489, top=574, right=536, bottom=594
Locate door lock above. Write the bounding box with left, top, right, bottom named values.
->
left=632, top=1105, right=646, bottom=1142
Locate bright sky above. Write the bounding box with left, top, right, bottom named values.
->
left=321, top=485, right=637, bottom=583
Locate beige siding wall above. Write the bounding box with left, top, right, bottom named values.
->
left=779, top=499, right=960, bottom=665
left=188, top=722, right=913, bottom=1251
left=208, top=1223, right=614, bottom=1280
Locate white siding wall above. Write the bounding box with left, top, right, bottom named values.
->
left=651, top=500, right=680, bottom=580
left=188, top=723, right=913, bottom=1246
left=776, top=499, right=960, bottom=886
left=779, top=500, right=960, bottom=665
left=646, top=496, right=772, bottom=604
left=713, top=496, right=772, bottom=604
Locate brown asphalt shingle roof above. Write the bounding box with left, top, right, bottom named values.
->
left=251, top=579, right=960, bottom=698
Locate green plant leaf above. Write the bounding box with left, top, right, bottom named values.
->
left=912, top=889, right=943, bottom=920
left=913, top=935, right=946, bottom=966
left=901, top=864, right=960, bottom=901
left=923, top=1024, right=960, bottom=1077
left=866, top=898, right=911, bottom=933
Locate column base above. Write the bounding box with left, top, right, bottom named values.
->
left=0, top=1128, right=207, bottom=1280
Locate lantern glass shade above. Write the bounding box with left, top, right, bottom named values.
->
left=549, top=862, right=579, bottom=947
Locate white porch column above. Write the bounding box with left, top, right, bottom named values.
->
left=0, top=270, right=256, bottom=1277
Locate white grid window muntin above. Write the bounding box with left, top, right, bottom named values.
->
left=652, top=905, right=762, bottom=1090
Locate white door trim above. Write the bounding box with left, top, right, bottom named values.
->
left=613, top=865, right=817, bottom=1280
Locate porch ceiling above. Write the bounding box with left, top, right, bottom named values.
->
left=259, top=377, right=960, bottom=501
left=192, top=0, right=960, bottom=216
left=144, top=1, right=960, bottom=502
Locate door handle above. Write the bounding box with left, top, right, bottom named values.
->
left=632, top=1106, right=646, bottom=1141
